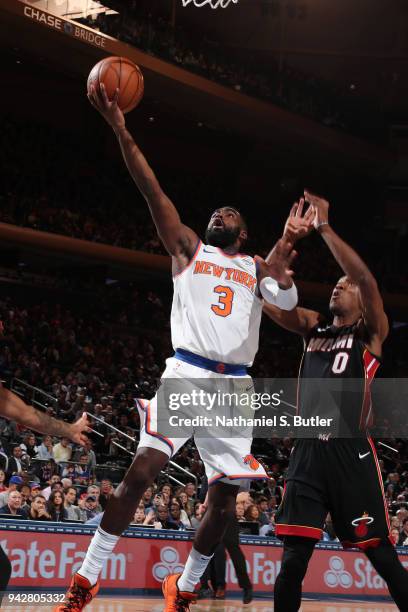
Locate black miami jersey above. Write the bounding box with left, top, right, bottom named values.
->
left=275, top=321, right=391, bottom=548
left=298, top=323, right=381, bottom=436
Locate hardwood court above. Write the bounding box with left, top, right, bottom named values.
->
left=6, top=597, right=397, bottom=612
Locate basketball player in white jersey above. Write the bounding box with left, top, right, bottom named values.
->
left=56, top=85, right=309, bottom=612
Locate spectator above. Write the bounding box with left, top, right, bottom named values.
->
left=53, top=437, right=72, bottom=464
left=99, top=479, right=114, bottom=510
left=61, top=464, right=77, bottom=481
left=236, top=503, right=246, bottom=522
left=73, top=454, right=92, bottom=485
left=0, top=475, right=23, bottom=507
left=390, top=527, right=400, bottom=546
left=259, top=510, right=276, bottom=537
left=47, top=490, right=67, bottom=521
left=256, top=496, right=270, bottom=527
left=143, top=506, right=159, bottom=527
left=245, top=504, right=261, bottom=523
left=0, top=490, right=25, bottom=517
left=29, top=482, right=42, bottom=497
left=64, top=486, right=83, bottom=521
left=84, top=440, right=97, bottom=470
left=399, top=518, right=408, bottom=546
left=169, top=500, right=188, bottom=529
left=155, top=504, right=178, bottom=530
left=79, top=494, right=99, bottom=521
left=73, top=439, right=97, bottom=470
left=0, top=444, right=8, bottom=472
left=236, top=492, right=253, bottom=513
left=178, top=492, right=193, bottom=520
left=132, top=504, right=146, bottom=524
left=6, top=445, right=25, bottom=476
left=37, top=459, right=58, bottom=486
left=36, top=435, right=54, bottom=460
left=42, top=475, right=63, bottom=500
left=86, top=485, right=103, bottom=513
left=141, top=486, right=154, bottom=511
left=19, top=484, right=32, bottom=509
left=159, top=483, right=172, bottom=506
left=184, top=482, right=196, bottom=502
left=20, top=433, right=38, bottom=459
left=22, top=494, right=51, bottom=521
left=0, top=469, right=7, bottom=493
left=190, top=502, right=206, bottom=529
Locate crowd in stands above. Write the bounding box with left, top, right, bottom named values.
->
left=80, top=9, right=386, bottom=142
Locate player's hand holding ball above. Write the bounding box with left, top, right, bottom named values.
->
left=87, top=56, right=144, bottom=132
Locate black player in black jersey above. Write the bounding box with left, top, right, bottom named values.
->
left=263, top=191, right=408, bottom=611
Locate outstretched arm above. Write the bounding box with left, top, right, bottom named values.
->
left=261, top=199, right=322, bottom=334
left=304, top=190, right=389, bottom=348
left=263, top=303, right=322, bottom=336
left=88, top=84, right=198, bottom=259
left=0, top=387, right=91, bottom=446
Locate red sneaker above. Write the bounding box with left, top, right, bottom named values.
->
left=54, top=573, right=99, bottom=611
left=162, top=573, right=197, bottom=611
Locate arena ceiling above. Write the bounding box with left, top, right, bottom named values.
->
left=108, top=0, right=408, bottom=114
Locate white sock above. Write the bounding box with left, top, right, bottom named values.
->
left=177, top=547, right=213, bottom=593
left=78, top=526, right=120, bottom=586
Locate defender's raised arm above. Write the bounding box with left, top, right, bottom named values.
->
left=304, top=190, right=389, bottom=353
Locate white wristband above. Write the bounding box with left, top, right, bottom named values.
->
left=260, top=277, right=298, bottom=311
left=259, top=277, right=279, bottom=301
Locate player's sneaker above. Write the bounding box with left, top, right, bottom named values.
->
left=54, top=573, right=99, bottom=611
left=162, top=573, right=197, bottom=611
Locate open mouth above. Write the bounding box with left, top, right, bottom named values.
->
left=212, top=219, right=224, bottom=229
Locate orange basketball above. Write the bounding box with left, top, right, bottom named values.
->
left=87, top=56, right=144, bottom=113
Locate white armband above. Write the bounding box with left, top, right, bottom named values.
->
left=260, top=277, right=298, bottom=311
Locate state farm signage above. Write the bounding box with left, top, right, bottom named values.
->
left=2, top=528, right=407, bottom=599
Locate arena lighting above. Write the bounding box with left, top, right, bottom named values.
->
left=20, top=0, right=118, bottom=18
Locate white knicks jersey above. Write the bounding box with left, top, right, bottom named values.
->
left=171, top=241, right=263, bottom=365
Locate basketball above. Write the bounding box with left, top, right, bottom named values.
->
left=87, top=56, right=144, bottom=113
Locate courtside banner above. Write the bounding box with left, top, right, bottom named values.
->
left=1, top=523, right=406, bottom=598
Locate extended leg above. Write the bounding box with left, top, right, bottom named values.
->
left=177, top=482, right=240, bottom=593
left=79, top=447, right=169, bottom=585
left=274, top=536, right=316, bottom=612
left=223, top=519, right=252, bottom=590
left=365, top=540, right=408, bottom=611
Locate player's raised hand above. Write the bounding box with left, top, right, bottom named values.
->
left=284, top=197, right=314, bottom=243
left=255, top=240, right=297, bottom=289
left=88, top=83, right=125, bottom=132
left=67, top=412, right=92, bottom=446
left=304, top=190, right=330, bottom=230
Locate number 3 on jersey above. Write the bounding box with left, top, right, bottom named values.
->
left=211, top=285, right=234, bottom=317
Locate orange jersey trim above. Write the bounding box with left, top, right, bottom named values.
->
left=173, top=239, right=202, bottom=278
left=138, top=400, right=174, bottom=455
left=208, top=472, right=268, bottom=486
